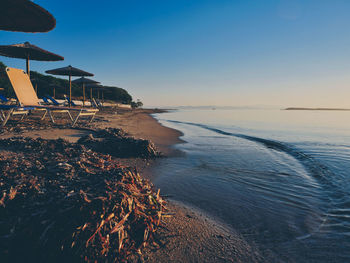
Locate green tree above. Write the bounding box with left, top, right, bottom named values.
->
left=103, top=86, right=132, bottom=104
left=131, top=99, right=143, bottom=109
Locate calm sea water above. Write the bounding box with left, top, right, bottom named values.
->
left=151, top=108, right=350, bottom=262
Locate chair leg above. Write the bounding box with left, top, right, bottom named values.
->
left=20, top=113, right=26, bottom=121
left=48, top=110, right=55, bottom=123
left=2, top=109, right=14, bottom=127
left=41, top=110, right=48, bottom=120
left=72, top=113, right=80, bottom=127
left=89, top=113, right=96, bottom=123
left=67, top=111, right=73, bottom=122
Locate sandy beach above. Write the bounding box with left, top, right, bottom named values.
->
left=0, top=108, right=263, bottom=262
left=2, top=1, right=350, bottom=261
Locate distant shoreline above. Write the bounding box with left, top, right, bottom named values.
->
left=285, top=107, right=350, bottom=111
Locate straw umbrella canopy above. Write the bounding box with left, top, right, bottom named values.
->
left=0, top=0, right=56, bottom=33
left=0, top=42, right=64, bottom=78
left=72, top=77, right=100, bottom=107
left=45, top=65, right=94, bottom=107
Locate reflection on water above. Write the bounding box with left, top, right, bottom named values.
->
left=152, top=108, right=350, bottom=262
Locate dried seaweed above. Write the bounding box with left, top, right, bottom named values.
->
left=0, top=136, right=167, bottom=262
left=78, top=128, right=161, bottom=158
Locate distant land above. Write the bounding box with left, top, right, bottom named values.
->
left=152, top=105, right=279, bottom=110
left=285, top=107, right=350, bottom=111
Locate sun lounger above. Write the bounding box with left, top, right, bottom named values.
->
left=0, top=104, right=33, bottom=125
left=64, top=94, right=78, bottom=106
left=5, top=67, right=98, bottom=127
left=45, top=95, right=61, bottom=106
left=95, top=98, right=103, bottom=107
left=90, top=98, right=100, bottom=108
left=0, top=94, right=9, bottom=104
left=42, top=95, right=61, bottom=106
left=0, top=94, right=17, bottom=105
left=0, top=94, right=32, bottom=124
left=90, top=98, right=104, bottom=109
left=42, top=96, right=51, bottom=105
left=90, top=98, right=97, bottom=108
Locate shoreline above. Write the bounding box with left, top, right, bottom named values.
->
left=0, top=108, right=264, bottom=262
left=103, top=109, right=265, bottom=262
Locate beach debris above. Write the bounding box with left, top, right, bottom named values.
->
left=78, top=128, right=161, bottom=158
left=0, top=136, right=167, bottom=262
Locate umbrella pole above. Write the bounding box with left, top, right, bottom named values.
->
left=26, top=55, right=30, bottom=78
left=90, top=87, right=92, bottom=100
left=53, top=87, right=55, bottom=98
left=83, top=83, right=85, bottom=107
left=69, top=74, right=72, bottom=107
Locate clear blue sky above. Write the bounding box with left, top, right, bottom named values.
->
left=1, top=0, right=350, bottom=107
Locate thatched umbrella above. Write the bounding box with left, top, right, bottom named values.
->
left=0, top=42, right=64, bottom=78
left=0, top=0, right=56, bottom=33
left=46, top=65, right=93, bottom=107
left=72, top=77, right=100, bottom=107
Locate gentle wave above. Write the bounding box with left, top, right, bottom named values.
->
left=167, top=120, right=337, bottom=186
left=153, top=116, right=350, bottom=262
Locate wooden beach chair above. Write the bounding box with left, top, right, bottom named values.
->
left=5, top=67, right=98, bottom=127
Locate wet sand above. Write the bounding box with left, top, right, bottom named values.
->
left=96, top=108, right=185, bottom=156
left=0, top=108, right=264, bottom=262
left=96, top=109, right=264, bottom=262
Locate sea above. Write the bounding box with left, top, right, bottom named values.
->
left=151, top=107, right=350, bottom=262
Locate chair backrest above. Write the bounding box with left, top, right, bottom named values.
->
left=42, top=96, right=50, bottom=104
left=64, top=94, right=76, bottom=106
left=6, top=67, right=40, bottom=106
left=90, top=99, right=97, bottom=108
left=97, top=99, right=103, bottom=107
left=46, top=95, right=60, bottom=105
left=91, top=98, right=99, bottom=108
left=67, top=97, right=77, bottom=106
